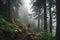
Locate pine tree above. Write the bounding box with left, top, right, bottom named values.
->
left=43, top=0, right=47, bottom=32
left=56, top=0, right=60, bottom=40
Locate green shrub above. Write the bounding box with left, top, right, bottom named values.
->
left=0, top=18, right=18, bottom=32
left=34, top=32, right=55, bottom=40
left=0, top=16, right=19, bottom=40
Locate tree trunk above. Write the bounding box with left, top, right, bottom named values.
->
left=0, top=0, right=2, bottom=12
left=7, top=0, right=12, bottom=22
left=49, top=0, right=52, bottom=33
left=38, top=11, right=40, bottom=32
left=56, top=0, right=60, bottom=40
left=7, top=0, right=15, bottom=23
left=44, top=0, right=47, bottom=32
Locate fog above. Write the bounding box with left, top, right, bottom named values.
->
left=18, top=0, right=37, bottom=26
left=18, top=0, right=56, bottom=36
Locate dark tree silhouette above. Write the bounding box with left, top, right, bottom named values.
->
left=49, top=0, right=52, bottom=33
left=43, top=0, right=47, bottom=32
left=56, top=0, right=60, bottom=40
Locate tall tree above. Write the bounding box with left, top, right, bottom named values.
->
left=49, top=0, right=52, bottom=33
left=43, top=0, right=47, bottom=32
left=38, top=9, right=40, bottom=31
left=6, top=0, right=21, bottom=23
left=33, top=0, right=44, bottom=31
left=33, top=0, right=48, bottom=32
left=0, top=0, right=22, bottom=29
left=56, top=0, right=60, bottom=40
left=7, top=0, right=13, bottom=23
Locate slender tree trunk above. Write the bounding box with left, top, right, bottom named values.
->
left=49, top=1, right=53, bottom=40
left=44, top=0, right=47, bottom=32
left=49, top=0, right=52, bottom=33
left=56, top=0, right=60, bottom=40
left=38, top=11, right=40, bottom=32
left=49, top=2, right=53, bottom=40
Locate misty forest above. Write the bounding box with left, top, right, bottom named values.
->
left=0, top=0, right=60, bottom=40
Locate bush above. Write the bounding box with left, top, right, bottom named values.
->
left=0, top=17, right=18, bottom=32
left=0, top=16, right=19, bottom=40
left=34, top=32, right=55, bottom=40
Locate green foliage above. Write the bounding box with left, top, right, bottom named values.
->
left=0, top=15, right=34, bottom=40
left=33, top=0, right=44, bottom=8
left=0, top=17, right=18, bottom=32
left=15, top=18, right=24, bottom=25
left=0, top=15, right=19, bottom=40
left=33, top=0, right=44, bottom=12
left=34, top=32, right=55, bottom=40
left=15, top=17, right=27, bottom=28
